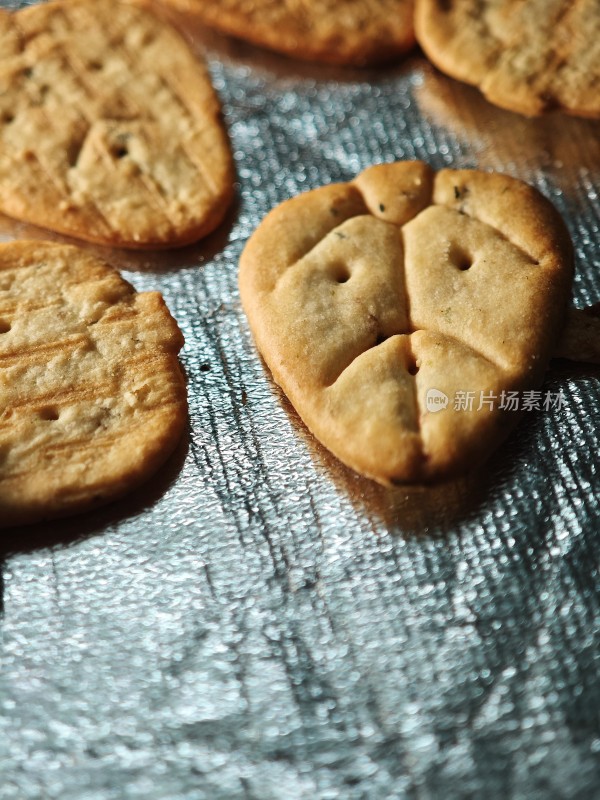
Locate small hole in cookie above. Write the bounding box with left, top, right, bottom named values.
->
left=0, top=320, right=10, bottom=333
left=113, top=145, right=129, bottom=159
left=88, top=60, right=103, bottom=71
left=450, top=244, right=473, bottom=271
left=407, top=356, right=419, bottom=376
left=39, top=406, right=60, bottom=421
left=1, top=111, right=14, bottom=124
left=332, top=264, right=350, bottom=283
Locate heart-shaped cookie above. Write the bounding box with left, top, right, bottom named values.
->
left=239, top=162, right=574, bottom=484
left=164, top=0, right=416, bottom=66
left=0, top=0, right=233, bottom=248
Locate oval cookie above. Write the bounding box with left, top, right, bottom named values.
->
left=0, top=0, right=234, bottom=248
left=415, top=0, right=600, bottom=118
left=165, top=0, right=416, bottom=66
left=0, top=241, right=187, bottom=527
left=239, top=161, right=574, bottom=485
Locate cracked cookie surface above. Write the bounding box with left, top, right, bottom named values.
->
left=415, top=0, right=600, bottom=118
left=164, top=0, right=415, bottom=66
left=0, top=0, right=233, bottom=247
left=239, top=161, right=573, bottom=484
left=0, top=241, right=187, bottom=526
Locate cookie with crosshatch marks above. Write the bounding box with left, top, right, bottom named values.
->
left=0, top=240, right=187, bottom=527
left=0, top=0, right=233, bottom=248
left=239, top=161, right=574, bottom=485
left=415, top=0, right=600, bottom=118
left=163, top=0, right=416, bottom=66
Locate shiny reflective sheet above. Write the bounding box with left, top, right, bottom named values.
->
left=1, top=4, right=600, bottom=798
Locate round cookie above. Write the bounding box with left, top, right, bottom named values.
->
left=415, top=0, right=600, bottom=118
left=164, top=0, right=416, bottom=66
left=0, top=0, right=234, bottom=248
left=239, top=161, right=574, bottom=485
left=0, top=241, right=187, bottom=527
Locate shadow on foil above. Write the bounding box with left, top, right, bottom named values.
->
left=0, top=428, right=190, bottom=560
left=0, top=195, right=239, bottom=276
left=414, top=63, right=600, bottom=178
left=178, top=9, right=420, bottom=86
left=272, top=357, right=600, bottom=536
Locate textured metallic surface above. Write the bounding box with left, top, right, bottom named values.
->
left=1, top=3, right=600, bottom=798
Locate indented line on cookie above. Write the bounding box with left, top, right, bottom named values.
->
left=66, top=124, right=91, bottom=169
left=325, top=331, right=418, bottom=391
left=0, top=334, right=91, bottom=366
left=439, top=203, right=542, bottom=267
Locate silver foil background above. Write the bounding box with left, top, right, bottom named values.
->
left=1, top=2, right=600, bottom=798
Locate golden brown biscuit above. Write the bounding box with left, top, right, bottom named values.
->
left=0, top=0, right=234, bottom=248
left=164, top=0, right=416, bottom=66
left=239, top=161, right=574, bottom=485
left=415, top=0, right=600, bottom=118
left=0, top=240, right=187, bottom=527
